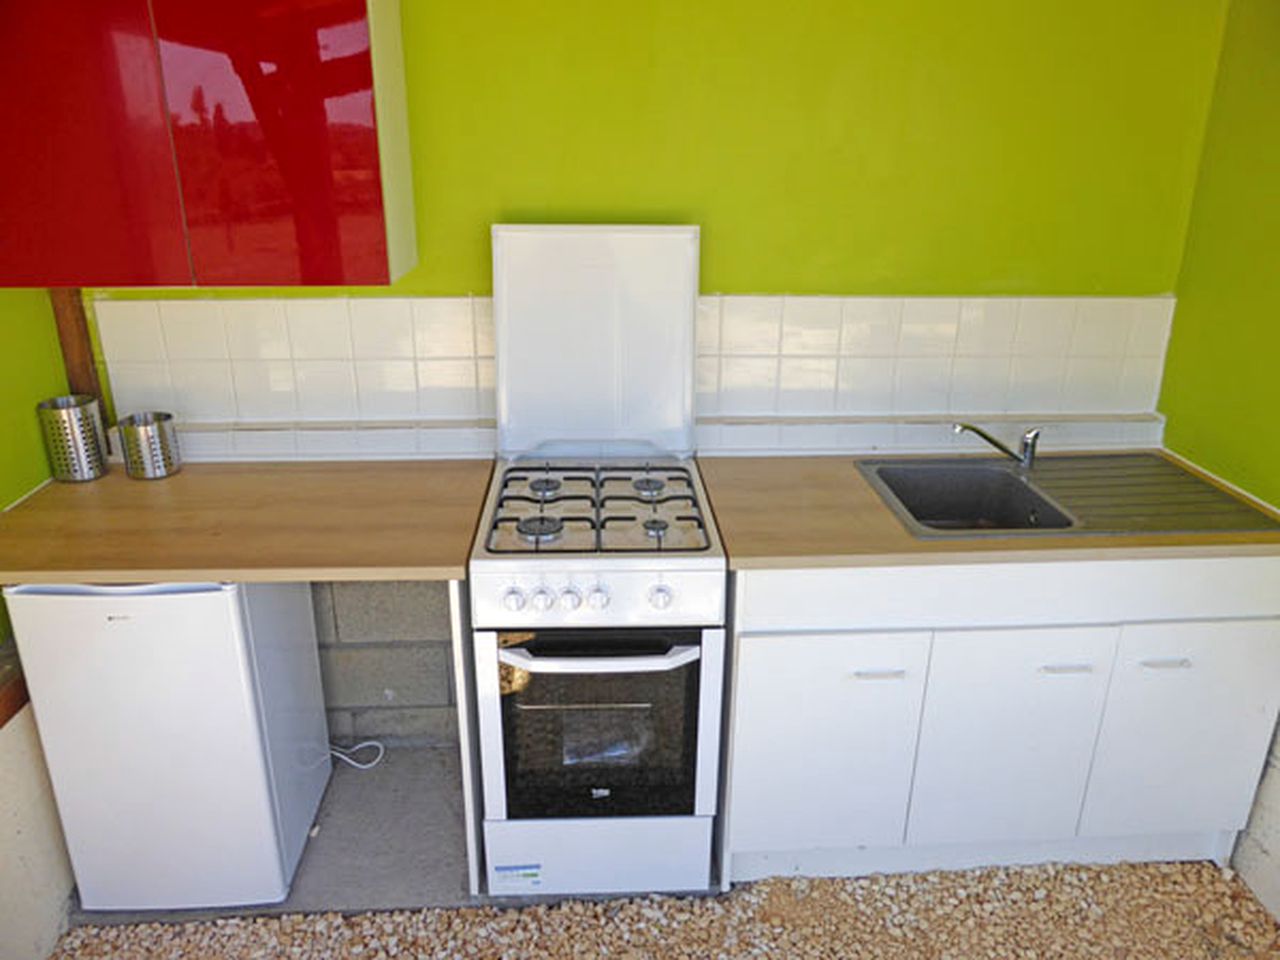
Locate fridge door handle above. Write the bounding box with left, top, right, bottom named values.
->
left=4, top=583, right=230, bottom=598
left=497, top=645, right=702, bottom=675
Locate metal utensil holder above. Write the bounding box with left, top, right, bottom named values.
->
left=118, top=412, right=182, bottom=480
left=37, top=394, right=107, bottom=482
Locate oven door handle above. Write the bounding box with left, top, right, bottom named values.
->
left=497, top=645, right=702, bottom=675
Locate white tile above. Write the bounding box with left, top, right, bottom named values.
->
left=232, top=429, right=296, bottom=457
left=1006, top=357, right=1066, bottom=412
left=956, top=299, right=1018, bottom=356
left=109, top=362, right=174, bottom=418
left=777, top=423, right=845, bottom=451
left=418, top=427, right=496, bottom=457
left=473, top=298, right=495, bottom=357
left=168, top=361, right=236, bottom=421
left=1013, top=299, right=1077, bottom=356
left=696, top=297, right=722, bottom=355
left=836, top=358, right=895, bottom=414
left=417, top=359, right=478, bottom=417
left=893, top=423, right=957, bottom=452
left=96, top=301, right=167, bottom=363
left=949, top=357, right=1010, bottom=413
left=1042, top=421, right=1129, bottom=450
left=1125, top=419, right=1165, bottom=447
left=778, top=358, right=837, bottom=413
left=721, top=296, right=783, bottom=355
left=158, top=301, right=227, bottom=359
left=1062, top=357, right=1125, bottom=412
left=1071, top=299, right=1134, bottom=357
left=718, top=423, right=781, bottom=451
left=781, top=297, right=842, bottom=355
left=718, top=357, right=779, bottom=415
left=286, top=299, right=352, bottom=359
left=476, top=359, right=496, bottom=418
left=694, top=423, right=722, bottom=452
left=357, top=428, right=418, bottom=456
left=350, top=299, right=415, bottom=359
left=413, top=298, right=474, bottom=358
left=893, top=357, right=952, bottom=413
left=178, top=430, right=232, bottom=460
left=296, top=429, right=361, bottom=457
left=1127, top=298, right=1175, bottom=358
left=295, top=360, right=358, bottom=419
left=840, top=298, right=902, bottom=356
left=840, top=423, right=897, bottom=452
left=898, top=299, right=959, bottom=357
left=224, top=301, right=290, bottom=359
left=1117, top=357, right=1164, bottom=412
left=355, top=360, right=417, bottom=419
left=695, top=357, right=720, bottom=416
left=231, top=360, right=297, bottom=420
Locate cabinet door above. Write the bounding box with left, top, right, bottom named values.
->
left=908, top=626, right=1118, bottom=845
left=1079, top=619, right=1280, bottom=837
left=728, top=631, right=929, bottom=852
left=151, top=0, right=391, bottom=285
left=0, top=1, right=191, bottom=285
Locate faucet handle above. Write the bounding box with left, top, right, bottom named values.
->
left=1020, top=427, right=1042, bottom=468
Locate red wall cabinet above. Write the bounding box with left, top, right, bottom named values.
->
left=0, top=0, right=414, bottom=287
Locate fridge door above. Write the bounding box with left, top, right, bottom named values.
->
left=5, top=583, right=290, bottom=909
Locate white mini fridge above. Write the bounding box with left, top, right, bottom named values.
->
left=4, top=582, right=331, bottom=910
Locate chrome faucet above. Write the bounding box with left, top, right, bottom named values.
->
left=953, top=422, right=1042, bottom=470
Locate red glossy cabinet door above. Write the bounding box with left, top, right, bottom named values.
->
left=150, top=0, right=390, bottom=285
left=0, top=1, right=192, bottom=286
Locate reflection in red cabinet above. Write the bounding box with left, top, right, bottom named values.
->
left=0, top=1, right=191, bottom=286
left=151, top=0, right=392, bottom=285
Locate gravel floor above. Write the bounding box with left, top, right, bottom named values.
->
left=51, top=862, right=1280, bottom=959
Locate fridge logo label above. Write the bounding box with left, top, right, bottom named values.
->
left=591, top=787, right=611, bottom=799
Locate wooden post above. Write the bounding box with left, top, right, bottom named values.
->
left=47, top=288, right=102, bottom=400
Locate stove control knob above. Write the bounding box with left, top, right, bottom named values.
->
left=530, top=588, right=556, bottom=612
left=586, top=587, right=611, bottom=611
left=502, top=588, right=526, bottom=612
left=559, top=587, right=583, bottom=611
left=648, top=585, right=674, bottom=610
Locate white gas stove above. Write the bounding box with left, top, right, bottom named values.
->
left=468, top=224, right=727, bottom=896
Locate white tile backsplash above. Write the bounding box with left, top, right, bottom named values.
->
left=98, top=293, right=1174, bottom=461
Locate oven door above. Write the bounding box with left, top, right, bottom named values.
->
left=482, top=629, right=706, bottom=820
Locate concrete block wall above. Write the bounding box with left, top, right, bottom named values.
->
left=311, top=582, right=457, bottom=746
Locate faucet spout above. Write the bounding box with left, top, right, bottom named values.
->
left=953, top=422, right=1041, bottom=470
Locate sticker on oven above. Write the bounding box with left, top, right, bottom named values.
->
left=492, top=863, right=543, bottom=891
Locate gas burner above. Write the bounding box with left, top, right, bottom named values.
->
left=516, top=515, right=564, bottom=543
left=632, top=476, right=666, bottom=497
left=528, top=477, right=562, bottom=497
left=643, top=518, right=669, bottom=538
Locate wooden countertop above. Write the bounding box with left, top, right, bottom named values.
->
left=0, top=460, right=493, bottom=583
left=697, top=454, right=1280, bottom=570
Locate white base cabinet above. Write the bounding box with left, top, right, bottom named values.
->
left=723, top=557, right=1280, bottom=883
left=1080, top=619, right=1280, bottom=838
left=729, top=632, right=928, bottom=852
left=908, top=626, right=1118, bottom=846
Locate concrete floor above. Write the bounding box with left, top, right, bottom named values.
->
left=69, top=746, right=472, bottom=926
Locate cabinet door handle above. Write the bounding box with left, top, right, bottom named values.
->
left=1139, top=657, right=1192, bottom=670
left=1038, top=663, right=1094, bottom=675
left=849, top=669, right=907, bottom=681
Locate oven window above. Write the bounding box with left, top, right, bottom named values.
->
left=499, top=629, right=701, bottom=819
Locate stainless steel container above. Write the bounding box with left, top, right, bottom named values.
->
left=37, top=394, right=107, bottom=482
left=118, top=412, right=181, bottom=480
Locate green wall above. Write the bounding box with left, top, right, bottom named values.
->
left=101, top=0, right=1227, bottom=299
left=0, top=290, right=65, bottom=508
left=1161, top=0, right=1280, bottom=507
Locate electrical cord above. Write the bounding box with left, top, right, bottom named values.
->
left=329, top=740, right=386, bottom=770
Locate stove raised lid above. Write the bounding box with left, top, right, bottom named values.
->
left=492, top=225, right=699, bottom=458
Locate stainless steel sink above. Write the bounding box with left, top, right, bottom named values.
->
left=860, top=461, right=1075, bottom=536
